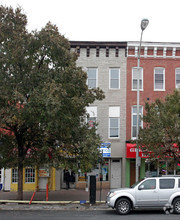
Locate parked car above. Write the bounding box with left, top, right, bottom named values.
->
left=106, top=176, right=180, bottom=215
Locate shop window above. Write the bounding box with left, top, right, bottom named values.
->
left=25, top=168, right=35, bottom=183
left=12, top=168, right=18, bottom=183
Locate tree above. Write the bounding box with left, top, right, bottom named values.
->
left=138, top=90, right=180, bottom=169
left=0, top=6, right=105, bottom=199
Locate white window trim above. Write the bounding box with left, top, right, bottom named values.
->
left=109, top=68, right=120, bottom=89
left=175, top=68, right=180, bottom=89
left=109, top=117, right=120, bottom=139
left=131, top=105, right=143, bottom=140
left=108, top=107, right=120, bottom=139
left=132, top=67, right=143, bottom=91
left=154, top=67, right=165, bottom=91
left=12, top=168, right=18, bottom=184
left=87, top=68, right=98, bottom=89
left=25, top=168, right=35, bottom=184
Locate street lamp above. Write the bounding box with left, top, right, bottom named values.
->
left=135, top=19, right=149, bottom=183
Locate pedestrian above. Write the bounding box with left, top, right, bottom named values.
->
left=64, top=169, right=70, bottom=189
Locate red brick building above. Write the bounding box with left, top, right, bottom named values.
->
left=126, top=42, right=180, bottom=186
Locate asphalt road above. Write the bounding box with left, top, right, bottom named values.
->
left=0, top=210, right=180, bottom=220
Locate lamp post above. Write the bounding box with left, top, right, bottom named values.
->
left=136, top=19, right=149, bottom=183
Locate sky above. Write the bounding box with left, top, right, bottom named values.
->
left=1, top=0, right=180, bottom=43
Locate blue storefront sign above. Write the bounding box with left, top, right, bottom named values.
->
left=100, top=143, right=111, bottom=157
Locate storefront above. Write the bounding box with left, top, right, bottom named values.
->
left=126, top=143, right=148, bottom=187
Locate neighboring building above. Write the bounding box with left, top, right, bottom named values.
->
left=2, top=41, right=180, bottom=191
left=70, top=41, right=127, bottom=188
left=126, top=41, right=180, bottom=186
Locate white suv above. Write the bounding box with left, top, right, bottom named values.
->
left=106, top=176, right=180, bottom=215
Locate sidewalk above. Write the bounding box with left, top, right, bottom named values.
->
left=0, top=189, right=110, bottom=210
left=0, top=189, right=109, bottom=202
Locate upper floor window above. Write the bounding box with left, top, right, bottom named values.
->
left=109, top=68, right=120, bottom=89
left=87, top=68, right=98, bottom=89
left=86, top=106, right=97, bottom=128
left=154, top=68, right=165, bottom=91
left=109, top=107, right=120, bottom=138
left=132, top=67, right=143, bottom=90
left=176, top=68, right=180, bottom=89
left=132, top=106, right=143, bottom=139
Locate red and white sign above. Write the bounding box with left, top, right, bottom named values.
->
left=126, top=143, right=149, bottom=158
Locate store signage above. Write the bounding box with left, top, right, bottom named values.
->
left=126, top=143, right=149, bottom=158
left=100, top=143, right=111, bottom=157
left=39, top=168, right=50, bottom=177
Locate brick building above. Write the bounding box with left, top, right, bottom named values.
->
left=126, top=41, right=180, bottom=186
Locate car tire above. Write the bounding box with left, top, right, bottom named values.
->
left=173, top=198, right=180, bottom=214
left=115, top=198, right=131, bottom=215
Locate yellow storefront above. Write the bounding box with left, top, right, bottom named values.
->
left=10, top=167, right=56, bottom=191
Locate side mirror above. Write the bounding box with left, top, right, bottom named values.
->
left=139, top=185, right=144, bottom=190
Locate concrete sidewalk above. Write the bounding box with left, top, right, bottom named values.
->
left=0, top=189, right=109, bottom=203
left=0, top=189, right=110, bottom=210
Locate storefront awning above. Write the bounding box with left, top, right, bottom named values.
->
left=126, top=143, right=149, bottom=159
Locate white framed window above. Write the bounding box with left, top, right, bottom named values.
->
left=132, top=67, right=143, bottom=90
left=109, top=107, right=120, bottom=138
left=132, top=106, right=143, bottom=139
left=87, top=68, right=98, bottom=89
left=0, top=169, right=1, bottom=183
left=86, top=106, right=97, bottom=128
left=154, top=68, right=165, bottom=91
left=12, top=168, right=18, bottom=183
left=109, top=68, right=120, bottom=89
left=175, top=68, right=180, bottom=89
left=25, top=168, right=35, bottom=183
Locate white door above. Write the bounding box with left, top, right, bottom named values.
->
left=4, top=169, right=11, bottom=191
left=111, top=160, right=121, bottom=188
left=39, top=177, right=48, bottom=190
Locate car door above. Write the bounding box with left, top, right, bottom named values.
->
left=158, top=178, right=176, bottom=206
left=135, top=179, right=159, bottom=207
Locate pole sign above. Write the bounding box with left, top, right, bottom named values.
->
left=100, top=143, right=111, bottom=157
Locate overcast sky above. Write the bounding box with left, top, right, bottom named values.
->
left=1, top=0, right=180, bottom=43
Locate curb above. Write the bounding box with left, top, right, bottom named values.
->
left=0, top=200, right=106, bottom=204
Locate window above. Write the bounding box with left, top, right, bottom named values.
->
left=132, top=67, right=143, bottom=90
left=159, top=179, right=175, bottom=189
left=87, top=68, right=97, bottom=89
left=178, top=179, right=180, bottom=188
left=109, top=107, right=120, bottom=138
left=0, top=169, right=1, bottom=182
left=139, top=179, right=156, bottom=190
left=132, top=106, right=143, bottom=139
left=154, top=68, right=165, bottom=90
left=12, top=168, right=18, bottom=183
left=109, top=68, right=120, bottom=89
left=86, top=106, right=97, bottom=128
left=176, top=68, right=180, bottom=89
left=25, top=168, right=35, bottom=183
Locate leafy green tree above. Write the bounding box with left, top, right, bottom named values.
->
left=0, top=6, right=104, bottom=199
left=138, top=90, right=180, bottom=168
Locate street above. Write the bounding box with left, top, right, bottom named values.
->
left=0, top=210, right=180, bottom=220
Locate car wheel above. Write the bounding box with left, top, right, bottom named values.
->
left=115, top=198, right=131, bottom=215
left=173, top=198, right=180, bottom=214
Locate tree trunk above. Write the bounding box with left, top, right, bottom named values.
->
left=17, top=163, right=23, bottom=200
